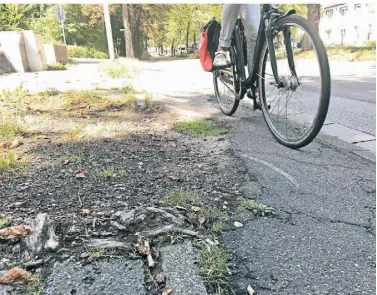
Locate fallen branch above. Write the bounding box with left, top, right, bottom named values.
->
left=140, top=224, right=202, bottom=238
left=87, top=239, right=130, bottom=250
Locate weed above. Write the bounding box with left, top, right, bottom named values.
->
left=212, top=221, right=224, bottom=233
left=0, top=121, right=21, bottom=140
left=23, top=275, right=43, bottom=295
left=0, top=216, right=8, bottom=228
left=198, top=245, right=231, bottom=293
left=64, top=153, right=84, bottom=170
left=97, top=168, right=115, bottom=178
left=47, top=62, right=67, bottom=71
left=237, top=199, right=273, bottom=216
left=143, top=92, right=155, bottom=109
left=98, top=60, right=139, bottom=79
left=118, top=169, right=127, bottom=177
left=64, top=90, right=104, bottom=107
left=122, top=84, right=134, bottom=94
left=89, top=248, right=105, bottom=260
left=0, top=151, right=26, bottom=173
left=67, top=59, right=78, bottom=66
left=40, top=87, right=60, bottom=97
left=175, top=120, right=228, bottom=137
left=162, top=189, right=204, bottom=207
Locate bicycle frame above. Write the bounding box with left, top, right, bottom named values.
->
left=241, top=5, right=296, bottom=94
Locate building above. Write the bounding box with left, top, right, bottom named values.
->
left=319, top=3, right=376, bottom=46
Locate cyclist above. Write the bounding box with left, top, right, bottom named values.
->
left=213, top=4, right=260, bottom=77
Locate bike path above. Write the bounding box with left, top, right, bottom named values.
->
left=223, top=108, right=375, bottom=294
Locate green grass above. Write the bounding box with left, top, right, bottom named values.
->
left=47, top=62, right=67, bottom=71
left=64, top=90, right=104, bottom=107
left=236, top=199, right=273, bottom=216
left=39, top=87, right=60, bottom=97
left=0, top=121, right=21, bottom=140
left=198, top=245, right=231, bottom=293
left=212, top=221, right=224, bottom=233
left=89, top=248, right=105, bottom=260
left=1, top=83, right=28, bottom=104
left=175, top=120, right=228, bottom=137
left=122, top=84, right=134, bottom=94
left=23, top=275, right=43, bottom=295
left=282, top=46, right=377, bottom=62
left=161, top=189, right=204, bottom=207
left=98, top=59, right=140, bottom=79
left=0, top=151, right=26, bottom=174
left=0, top=216, right=8, bottom=228
left=143, top=92, right=155, bottom=109
left=97, top=168, right=115, bottom=178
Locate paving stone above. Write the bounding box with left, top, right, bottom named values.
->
left=161, top=241, right=207, bottom=295
left=43, top=259, right=145, bottom=295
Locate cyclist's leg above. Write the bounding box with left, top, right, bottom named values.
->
left=214, top=4, right=241, bottom=67
left=239, top=4, right=260, bottom=77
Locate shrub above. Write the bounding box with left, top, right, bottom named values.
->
left=67, top=45, right=108, bottom=59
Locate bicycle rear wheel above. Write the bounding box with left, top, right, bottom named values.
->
left=213, top=46, right=240, bottom=116
left=258, top=15, right=331, bottom=148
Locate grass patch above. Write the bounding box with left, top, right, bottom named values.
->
left=64, top=153, right=84, bottom=170
left=39, top=87, right=60, bottom=97
left=161, top=189, right=204, bottom=207
left=236, top=199, right=273, bottom=216
left=98, top=59, right=140, bottom=79
left=47, top=62, right=67, bottom=71
left=143, top=92, right=155, bottom=109
left=0, top=216, right=8, bottom=228
left=286, top=46, right=376, bottom=62
left=97, top=168, right=115, bottom=178
left=0, top=151, right=26, bottom=174
left=175, top=120, right=228, bottom=137
left=212, top=221, right=224, bottom=233
left=198, top=245, right=231, bottom=294
left=0, top=121, right=21, bottom=140
left=122, top=84, right=134, bottom=94
left=23, top=275, right=43, bottom=295
left=89, top=248, right=105, bottom=260
left=67, top=59, right=78, bottom=66
left=64, top=90, right=105, bottom=108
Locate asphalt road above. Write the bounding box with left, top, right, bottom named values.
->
left=136, top=58, right=376, bottom=294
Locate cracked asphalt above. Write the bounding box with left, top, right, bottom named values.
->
left=223, top=109, right=375, bottom=294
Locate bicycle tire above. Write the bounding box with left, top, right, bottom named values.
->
left=213, top=46, right=240, bottom=116
left=258, top=15, right=331, bottom=148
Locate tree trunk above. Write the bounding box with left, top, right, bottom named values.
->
left=122, top=4, right=135, bottom=58
left=304, top=4, right=321, bottom=50
left=186, top=21, right=190, bottom=51
left=171, top=38, right=175, bottom=56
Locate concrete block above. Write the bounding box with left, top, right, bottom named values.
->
left=44, top=44, right=68, bottom=65
left=22, top=31, right=47, bottom=72
left=0, top=31, right=29, bottom=73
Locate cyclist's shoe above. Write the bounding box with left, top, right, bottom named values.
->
left=213, top=51, right=230, bottom=68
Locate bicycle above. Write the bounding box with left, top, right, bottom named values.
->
left=213, top=4, right=331, bottom=148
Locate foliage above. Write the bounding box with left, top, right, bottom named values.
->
left=28, top=5, right=61, bottom=43
left=67, top=45, right=107, bottom=59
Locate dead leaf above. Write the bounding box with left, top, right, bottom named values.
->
left=82, top=209, right=90, bottom=216
left=156, top=272, right=165, bottom=283
left=0, top=225, right=32, bottom=240
left=170, top=235, right=175, bottom=244
left=199, top=216, right=206, bottom=225
left=0, top=141, right=12, bottom=149
left=247, top=285, right=255, bottom=295
left=10, top=138, right=22, bottom=149
left=191, top=206, right=201, bottom=212
left=0, top=267, right=36, bottom=285
left=162, top=288, right=174, bottom=295
left=75, top=171, right=85, bottom=179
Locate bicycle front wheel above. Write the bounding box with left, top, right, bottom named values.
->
left=258, top=15, right=331, bottom=148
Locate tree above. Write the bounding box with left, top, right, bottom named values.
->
left=307, top=4, right=321, bottom=32
left=304, top=4, right=321, bottom=50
